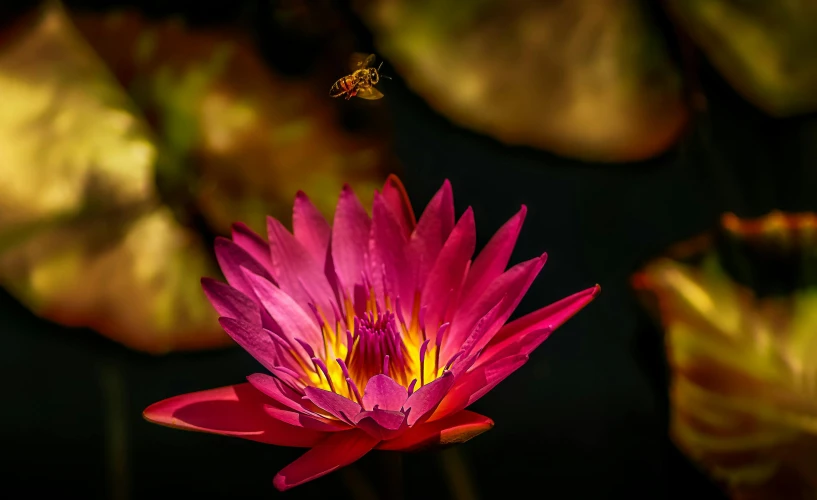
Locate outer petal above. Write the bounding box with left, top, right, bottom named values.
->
left=214, top=237, right=274, bottom=299
left=354, top=408, right=407, bottom=440
left=376, top=410, right=494, bottom=451
left=218, top=317, right=282, bottom=373
left=476, top=285, right=601, bottom=369
left=331, top=185, right=372, bottom=296
left=459, top=206, right=527, bottom=307
left=381, top=174, right=416, bottom=238
left=409, top=180, right=455, bottom=290
left=420, top=208, right=476, bottom=334
left=201, top=277, right=261, bottom=327
left=362, top=374, right=409, bottom=411
left=304, top=386, right=363, bottom=424
left=262, top=404, right=350, bottom=432
left=370, top=193, right=413, bottom=313
left=293, top=191, right=331, bottom=265
left=247, top=373, right=310, bottom=413
left=231, top=222, right=275, bottom=276
left=403, top=371, right=454, bottom=425
left=273, top=429, right=380, bottom=491
left=143, top=383, right=324, bottom=447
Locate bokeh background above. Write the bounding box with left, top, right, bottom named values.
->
left=2, top=0, right=817, bottom=498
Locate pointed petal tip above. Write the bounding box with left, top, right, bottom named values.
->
left=592, top=284, right=601, bottom=296
left=272, top=473, right=290, bottom=492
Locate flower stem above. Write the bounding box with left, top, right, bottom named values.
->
left=439, top=448, right=479, bottom=500
left=99, top=361, right=129, bottom=500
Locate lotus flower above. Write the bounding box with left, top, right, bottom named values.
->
left=144, top=176, right=599, bottom=490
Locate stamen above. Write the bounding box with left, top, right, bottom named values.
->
left=382, top=354, right=390, bottom=375
left=418, top=305, right=428, bottom=340
left=312, top=357, right=335, bottom=393
left=295, top=338, right=315, bottom=358
left=336, top=358, right=362, bottom=402
left=395, top=296, right=408, bottom=330
left=407, top=379, right=417, bottom=395
left=444, top=350, right=463, bottom=371
left=434, top=322, right=450, bottom=374
left=419, top=339, right=430, bottom=386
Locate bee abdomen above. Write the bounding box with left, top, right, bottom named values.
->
left=330, top=76, right=355, bottom=97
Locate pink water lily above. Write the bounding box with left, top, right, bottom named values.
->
left=144, top=176, right=599, bottom=490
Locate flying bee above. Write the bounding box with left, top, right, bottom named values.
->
left=330, top=53, right=391, bottom=100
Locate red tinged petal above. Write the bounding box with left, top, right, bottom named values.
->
left=231, top=222, right=275, bottom=277
left=331, top=185, right=372, bottom=296
left=304, top=386, right=363, bottom=424
left=381, top=174, right=416, bottom=238
left=460, top=206, right=527, bottom=307
left=409, top=180, right=455, bottom=289
left=362, top=374, right=409, bottom=411
left=403, top=371, right=454, bottom=426
left=201, top=278, right=261, bottom=327
left=214, top=237, right=275, bottom=299
left=420, top=208, right=476, bottom=333
left=266, top=216, right=337, bottom=317
left=218, top=317, right=282, bottom=373
left=477, top=284, right=601, bottom=369
left=262, top=404, right=350, bottom=432
left=354, top=408, right=407, bottom=440
left=272, top=429, right=380, bottom=491
left=376, top=410, right=494, bottom=451
left=369, top=193, right=413, bottom=313
left=247, top=373, right=311, bottom=414
left=143, top=383, right=325, bottom=448
left=293, top=191, right=331, bottom=265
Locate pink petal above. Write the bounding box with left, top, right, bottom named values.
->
left=476, top=285, right=601, bottom=369
left=354, top=408, right=407, bottom=440
left=361, top=374, right=408, bottom=411
left=369, top=193, right=413, bottom=313
left=273, top=429, right=379, bottom=491
left=460, top=206, right=526, bottom=307
left=201, top=278, right=261, bottom=327
left=214, top=237, right=274, bottom=299
left=304, top=386, right=363, bottom=424
left=381, top=175, right=416, bottom=238
left=432, top=354, right=529, bottom=420
left=247, top=373, right=309, bottom=413
left=218, top=317, right=282, bottom=373
left=442, top=254, right=547, bottom=361
left=267, top=216, right=337, bottom=318
left=231, top=222, right=275, bottom=276
left=143, top=383, right=324, bottom=447
left=419, top=208, right=476, bottom=333
left=403, top=371, right=454, bottom=426
left=263, top=403, right=350, bottom=432
left=293, top=191, right=331, bottom=265
left=242, top=270, right=324, bottom=355
left=376, top=410, right=494, bottom=451
left=331, top=185, right=372, bottom=296
left=408, top=180, right=455, bottom=290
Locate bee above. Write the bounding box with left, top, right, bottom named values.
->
left=330, top=53, right=390, bottom=100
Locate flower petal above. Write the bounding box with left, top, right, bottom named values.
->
left=267, top=216, right=337, bottom=318
left=354, top=408, right=407, bottom=440
left=218, top=317, right=282, bottom=373
left=376, top=410, right=494, bottom=451
left=432, top=354, right=529, bottom=420
left=381, top=174, right=416, bottom=238
left=143, top=383, right=324, bottom=447
left=420, top=208, right=476, bottom=333
left=409, top=180, right=455, bottom=290
left=476, top=285, right=601, bottom=369
left=201, top=278, right=261, bottom=327
left=403, top=371, right=454, bottom=426
left=369, top=193, right=413, bottom=313
left=331, top=185, right=372, bottom=296
left=362, top=374, right=409, bottom=411
left=304, top=386, right=363, bottom=424
left=247, top=373, right=309, bottom=413
left=443, top=254, right=547, bottom=360
left=460, top=206, right=526, bottom=307
left=231, top=222, right=275, bottom=277
left=263, top=403, right=350, bottom=432
left=214, top=236, right=274, bottom=298
left=272, top=429, right=380, bottom=491
left=293, top=191, right=331, bottom=265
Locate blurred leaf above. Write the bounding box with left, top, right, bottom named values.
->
left=353, top=0, right=688, bottom=162
left=666, top=0, right=817, bottom=117
left=632, top=212, right=817, bottom=499
left=0, top=2, right=397, bottom=353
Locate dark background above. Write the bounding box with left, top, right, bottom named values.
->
left=3, top=0, right=816, bottom=498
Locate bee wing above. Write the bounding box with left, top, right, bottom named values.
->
left=356, top=86, right=384, bottom=100
left=349, top=52, right=376, bottom=70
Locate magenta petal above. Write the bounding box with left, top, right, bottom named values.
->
left=273, top=429, right=379, bottom=491
left=403, top=371, right=454, bottom=426
left=380, top=175, right=416, bottom=238
left=408, top=180, right=455, bottom=290
left=460, top=206, right=527, bottom=306
left=303, top=386, right=363, bottom=424
left=143, top=383, right=324, bottom=448
left=376, top=410, right=494, bottom=451
left=354, top=408, right=407, bottom=440
left=218, top=317, right=281, bottom=373
left=293, top=191, right=331, bottom=265
left=420, top=208, right=476, bottom=332
left=231, top=222, right=275, bottom=276
left=267, top=216, right=337, bottom=317
left=263, top=404, right=350, bottom=432
left=247, top=373, right=309, bottom=413
left=331, top=185, right=371, bottom=296
left=214, top=237, right=274, bottom=298
left=361, top=374, right=408, bottom=411
left=477, top=285, right=601, bottom=369
left=369, top=193, right=413, bottom=313
left=201, top=278, right=261, bottom=327
left=242, top=270, right=324, bottom=353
